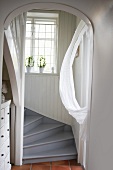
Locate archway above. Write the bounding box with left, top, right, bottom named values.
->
left=3, top=2, right=93, bottom=167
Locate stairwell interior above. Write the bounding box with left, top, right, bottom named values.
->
left=23, top=10, right=80, bottom=164
left=3, top=8, right=86, bottom=167
left=23, top=108, right=77, bottom=164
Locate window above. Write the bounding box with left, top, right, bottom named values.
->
left=25, top=12, right=59, bottom=73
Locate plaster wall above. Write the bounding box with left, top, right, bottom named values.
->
left=0, top=0, right=113, bottom=170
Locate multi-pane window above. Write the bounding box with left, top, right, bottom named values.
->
left=25, top=12, right=58, bottom=73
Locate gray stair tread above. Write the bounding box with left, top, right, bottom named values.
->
left=23, top=108, right=77, bottom=163
left=24, top=123, right=64, bottom=137
left=24, top=131, right=74, bottom=147
left=23, top=145, right=77, bottom=159
left=24, top=115, right=43, bottom=126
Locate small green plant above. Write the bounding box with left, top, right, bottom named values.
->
left=38, top=56, right=46, bottom=67
left=25, top=56, right=34, bottom=67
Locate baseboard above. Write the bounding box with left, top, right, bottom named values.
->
left=82, top=165, right=85, bottom=170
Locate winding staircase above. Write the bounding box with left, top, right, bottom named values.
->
left=23, top=108, right=77, bottom=164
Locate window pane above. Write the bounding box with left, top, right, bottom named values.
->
left=51, top=49, right=55, bottom=56
left=34, top=25, right=39, bottom=32
left=46, top=56, right=51, bottom=64
left=46, top=25, right=51, bottom=32
left=34, top=48, right=39, bottom=55
left=52, top=33, right=54, bottom=38
left=35, top=40, right=39, bottom=47
left=25, top=14, right=58, bottom=73
left=45, top=63, right=51, bottom=72
left=35, top=33, right=39, bottom=38
left=51, top=55, right=54, bottom=63
left=25, top=48, right=31, bottom=57
left=52, top=25, right=55, bottom=32
left=46, top=33, right=51, bottom=39
left=39, top=33, right=45, bottom=38
left=26, top=39, right=31, bottom=48
left=26, top=31, right=32, bottom=38
left=39, top=48, right=44, bottom=55
left=39, top=25, right=45, bottom=32
left=38, top=40, right=44, bottom=47
left=45, top=41, right=51, bottom=48
left=51, top=41, right=55, bottom=48
left=26, top=24, right=32, bottom=31
left=45, top=48, right=51, bottom=55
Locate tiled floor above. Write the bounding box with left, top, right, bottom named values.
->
left=11, top=160, right=83, bottom=170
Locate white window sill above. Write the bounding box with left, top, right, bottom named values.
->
left=25, top=72, right=59, bottom=76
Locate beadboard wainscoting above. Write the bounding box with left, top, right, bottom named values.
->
left=24, top=74, right=73, bottom=125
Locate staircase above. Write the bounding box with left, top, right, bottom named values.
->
left=23, top=108, right=77, bottom=164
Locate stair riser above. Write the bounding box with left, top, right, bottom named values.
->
left=23, top=139, right=74, bottom=155
left=42, top=117, right=63, bottom=124
left=25, top=109, right=40, bottom=116
left=23, top=155, right=77, bottom=164
left=64, top=125, right=72, bottom=132
left=24, top=126, right=64, bottom=145
left=24, top=118, right=43, bottom=134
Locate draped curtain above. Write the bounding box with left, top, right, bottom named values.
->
left=59, top=20, right=89, bottom=124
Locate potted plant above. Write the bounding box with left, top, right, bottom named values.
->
left=25, top=56, right=34, bottom=73
left=38, top=56, right=46, bottom=73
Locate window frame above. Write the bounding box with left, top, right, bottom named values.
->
left=25, top=12, right=59, bottom=74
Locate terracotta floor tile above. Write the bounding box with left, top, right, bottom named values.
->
left=32, top=165, right=50, bottom=170
left=52, top=160, right=69, bottom=166
left=11, top=164, right=31, bottom=170
left=52, top=166, right=70, bottom=170
left=32, top=162, right=51, bottom=166
left=71, top=166, right=83, bottom=170
left=69, top=159, right=80, bottom=166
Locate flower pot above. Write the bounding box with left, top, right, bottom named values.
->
left=39, top=67, right=44, bottom=73
left=26, top=67, right=32, bottom=73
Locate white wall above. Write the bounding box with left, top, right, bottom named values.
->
left=25, top=74, right=72, bottom=124
left=24, top=11, right=77, bottom=125
left=87, top=9, right=113, bottom=170
left=4, top=16, right=26, bottom=165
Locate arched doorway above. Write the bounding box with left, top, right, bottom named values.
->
left=3, top=2, right=93, bottom=167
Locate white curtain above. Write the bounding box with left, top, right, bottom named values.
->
left=59, top=20, right=88, bottom=124
left=10, top=13, right=27, bottom=66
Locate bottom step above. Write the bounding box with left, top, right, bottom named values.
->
left=23, top=146, right=77, bottom=164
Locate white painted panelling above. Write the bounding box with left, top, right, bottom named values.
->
left=25, top=74, right=72, bottom=125
left=24, top=11, right=77, bottom=125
